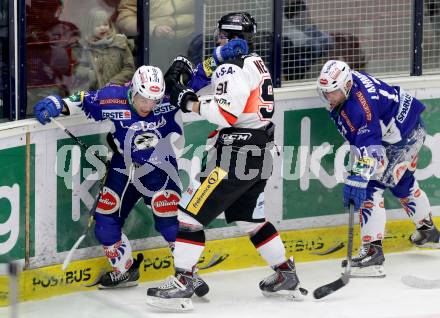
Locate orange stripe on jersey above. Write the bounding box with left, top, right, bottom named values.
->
left=218, top=106, right=238, bottom=125
left=243, top=87, right=260, bottom=114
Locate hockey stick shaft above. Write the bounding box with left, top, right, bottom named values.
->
left=51, top=118, right=106, bottom=164
left=52, top=117, right=111, bottom=270
left=313, top=203, right=354, bottom=299
left=62, top=165, right=110, bottom=271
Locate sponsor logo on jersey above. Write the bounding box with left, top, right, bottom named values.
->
left=396, top=93, right=413, bottom=123
left=220, top=132, right=252, bottom=142
left=357, top=123, right=370, bottom=135
left=151, top=190, right=180, bottom=217
left=133, top=132, right=158, bottom=150
left=355, top=91, right=372, bottom=122
left=215, top=97, right=231, bottom=108
left=153, top=104, right=177, bottom=115
left=150, top=85, right=160, bottom=92
left=102, top=110, right=131, bottom=120
left=100, top=98, right=127, bottom=105
left=340, top=110, right=356, bottom=133
left=96, top=187, right=120, bottom=214
left=187, top=167, right=227, bottom=214
left=120, top=117, right=167, bottom=131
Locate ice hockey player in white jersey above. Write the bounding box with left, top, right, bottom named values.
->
left=317, top=60, right=440, bottom=278
left=146, top=12, right=307, bottom=311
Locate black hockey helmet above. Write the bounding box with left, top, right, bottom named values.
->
left=216, top=12, right=257, bottom=51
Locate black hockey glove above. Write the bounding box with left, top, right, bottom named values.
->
left=164, top=55, right=195, bottom=91
left=170, top=83, right=198, bottom=113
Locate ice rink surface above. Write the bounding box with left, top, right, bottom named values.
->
left=2, top=249, right=440, bottom=318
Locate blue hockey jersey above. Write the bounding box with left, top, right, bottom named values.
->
left=330, top=71, right=425, bottom=148
left=64, top=84, right=183, bottom=168
left=329, top=71, right=426, bottom=177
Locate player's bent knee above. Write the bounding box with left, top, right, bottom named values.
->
left=154, top=215, right=179, bottom=243
left=236, top=221, right=266, bottom=235
left=177, top=210, right=204, bottom=232
left=94, top=216, right=122, bottom=246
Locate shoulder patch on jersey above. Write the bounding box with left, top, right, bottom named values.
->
left=355, top=91, right=372, bottom=122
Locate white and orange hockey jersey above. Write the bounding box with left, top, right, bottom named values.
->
left=198, top=53, right=274, bottom=129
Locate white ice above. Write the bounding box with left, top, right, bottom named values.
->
left=2, top=249, right=440, bottom=318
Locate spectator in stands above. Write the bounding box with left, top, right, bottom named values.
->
left=116, top=0, right=196, bottom=71
left=72, top=8, right=135, bottom=92
left=26, top=0, right=80, bottom=116
left=282, top=0, right=367, bottom=80
left=283, top=0, right=334, bottom=80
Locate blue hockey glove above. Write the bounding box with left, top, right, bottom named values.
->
left=343, top=175, right=368, bottom=210
left=212, top=38, right=249, bottom=64
left=33, top=95, right=64, bottom=125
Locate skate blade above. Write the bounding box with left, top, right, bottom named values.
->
left=146, top=295, right=193, bottom=312
left=343, top=265, right=386, bottom=278
left=261, top=286, right=308, bottom=301
left=415, top=242, right=440, bottom=249
left=98, top=281, right=138, bottom=290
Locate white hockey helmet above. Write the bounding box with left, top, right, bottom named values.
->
left=317, top=60, right=353, bottom=106
left=131, top=65, right=165, bottom=102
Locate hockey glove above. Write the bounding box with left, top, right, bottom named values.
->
left=212, top=38, right=249, bottom=64
left=170, top=83, right=198, bottom=113
left=343, top=175, right=368, bottom=211
left=33, top=95, right=64, bottom=125
left=164, top=55, right=195, bottom=90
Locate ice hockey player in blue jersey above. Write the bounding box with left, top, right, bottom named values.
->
left=33, top=65, right=208, bottom=296
left=317, top=60, right=440, bottom=278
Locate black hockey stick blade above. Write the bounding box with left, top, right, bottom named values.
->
left=198, top=254, right=229, bottom=270
left=313, top=274, right=349, bottom=299
left=311, top=242, right=345, bottom=256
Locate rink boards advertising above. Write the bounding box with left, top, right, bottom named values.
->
left=0, top=90, right=440, bottom=304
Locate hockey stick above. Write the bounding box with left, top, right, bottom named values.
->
left=401, top=275, right=440, bottom=289
left=51, top=118, right=107, bottom=165
left=50, top=118, right=110, bottom=271
left=313, top=203, right=354, bottom=299
left=62, top=164, right=110, bottom=271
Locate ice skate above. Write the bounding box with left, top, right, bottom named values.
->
left=146, top=269, right=195, bottom=311
left=410, top=217, right=440, bottom=249
left=98, top=253, right=143, bottom=289
left=259, top=257, right=307, bottom=300
left=342, top=242, right=385, bottom=278
left=193, top=269, right=209, bottom=297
